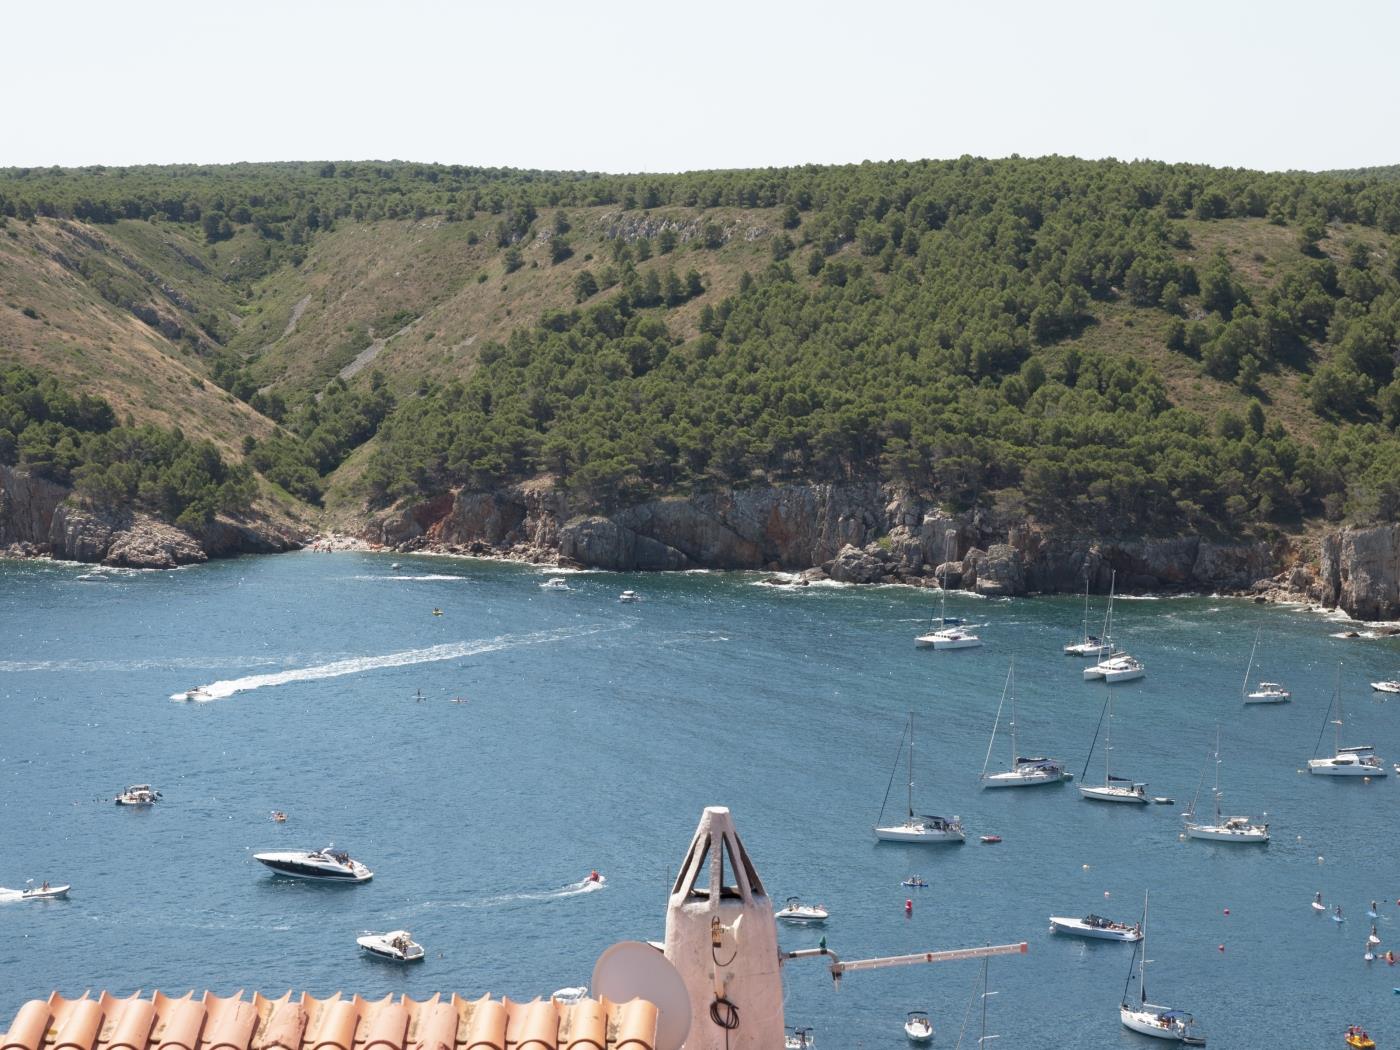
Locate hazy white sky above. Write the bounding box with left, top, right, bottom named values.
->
left=5, top=0, right=1396, bottom=173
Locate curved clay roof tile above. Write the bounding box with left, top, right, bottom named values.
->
left=1, top=999, right=53, bottom=1050
left=558, top=999, right=606, bottom=1050
left=410, top=998, right=457, bottom=1050
left=361, top=1002, right=407, bottom=1050
left=54, top=999, right=104, bottom=1050
left=503, top=1000, right=556, bottom=1050
left=203, top=996, right=258, bottom=1050
left=462, top=998, right=506, bottom=1050
left=155, top=997, right=206, bottom=1050
left=610, top=999, right=658, bottom=1050
left=308, top=999, right=360, bottom=1050
left=107, top=998, right=156, bottom=1050
left=254, top=999, right=307, bottom=1050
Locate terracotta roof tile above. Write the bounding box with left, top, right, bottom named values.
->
left=3, top=995, right=654, bottom=1050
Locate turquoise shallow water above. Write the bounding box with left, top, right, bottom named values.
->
left=3, top=551, right=1400, bottom=1047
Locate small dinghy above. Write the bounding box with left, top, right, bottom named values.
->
left=980, top=834, right=1002, bottom=844
left=618, top=590, right=641, bottom=603
left=357, top=930, right=424, bottom=962
left=903, top=1010, right=934, bottom=1044
left=540, top=577, right=570, bottom=590
left=553, top=986, right=588, bottom=1004
left=901, top=876, right=929, bottom=888
left=1345, top=1026, right=1376, bottom=1049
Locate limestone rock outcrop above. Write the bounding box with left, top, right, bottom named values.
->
left=1318, top=525, right=1400, bottom=621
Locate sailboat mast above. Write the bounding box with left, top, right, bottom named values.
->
left=1242, top=629, right=1259, bottom=701
left=1335, top=663, right=1344, bottom=754
left=979, top=954, right=989, bottom=1045
left=908, top=714, right=915, bottom=818
left=1103, top=692, right=1113, bottom=786
left=1081, top=577, right=1090, bottom=645
left=1008, top=659, right=1018, bottom=768
left=940, top=531, right=953, bottom=626
left=1104, top=571, right=1116, bottom=649
left=1140, top=891, right=1150, bottom=1005
left=1212, top=725, right=1222, bottom=823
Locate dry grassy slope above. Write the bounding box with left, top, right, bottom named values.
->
left=1053, top=219, right=1393, bottom=443
left=233, top=206, right=781, bottom=403
left=0, top=217, right=280, bottom=455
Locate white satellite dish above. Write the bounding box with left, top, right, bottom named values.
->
left=591, top=940, right=693, bottom=1050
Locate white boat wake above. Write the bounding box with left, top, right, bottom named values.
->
left=168, top=624, right=623, bottom=701
left=425, top=876, right=607, bottom=911
left=0, top=888, right=28, bottom=903
left=352, top=574, right=470, bottom=582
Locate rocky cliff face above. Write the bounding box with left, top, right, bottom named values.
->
left=1317, top=525, right=1400, bottom=620
left=370, top=479, right=1308, bottom=603
left=0, top=465, right=301, bottom=568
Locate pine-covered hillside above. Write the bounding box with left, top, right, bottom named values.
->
left=3, top=156, right=1400, bottom=538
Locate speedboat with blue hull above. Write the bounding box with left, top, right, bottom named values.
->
left=253, top=846, right=373, bottom=882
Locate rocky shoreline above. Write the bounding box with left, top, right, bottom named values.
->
left=9, top=463, right=1400, bottom=624
left=364, top=479, right=1377, bottom=614
left=0, top=465, right=301, bottom=569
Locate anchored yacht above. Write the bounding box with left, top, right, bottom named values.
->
left=253, top=846, right=373, bottom=882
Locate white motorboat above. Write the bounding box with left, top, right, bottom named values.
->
left=1049, top=914, right=1142, bottom=941
left=1372, top=680, right=1400, bottom=694
left=903, top=1010, right=934, bottom=1044
left=253, top=845, right=373, bottom=882
left=875, top=714, right=965, bottom=843
left=552, top=986, right=589, bottom=1004
left=775, top=897, right=829, bottom=923
left=915, top=532, right=982, bottom=650
left=540, top=577, right=570, bottom=590
left=980, top=661, right=1070, bottom=788
left=1309, top=665, right=1386, bottom=777
left=1079, top=693, right=1149, bottom=804
left=1183, top=728, right=1269, bottom=843
left=176, top=687, right=212, bottom=702
left=114, top=784, right=160, bottom=806
left=20, top=882, right=70, bottom=900
left=1119, top=893, right=1206, bottom=1044
left=75, top=573, right=108, bottom=582
left=1241, top=630, right=1290, bottom=703
left=785, top=1027, right=815, bottom=1050
left=1065, top=577, right=1112, bottom=656
left=618, top=590, right=641, bottom=603
left=356, top=930, right=424, bottom=962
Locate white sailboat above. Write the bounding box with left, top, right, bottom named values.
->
left=1078, top=692, right=1148, bottom=803
left=1241, top=629, right=1290, bottom=704
left=1083, top=572, right=1145, bottom=682
left=916, top=532, right=982, bottom=650
left=1119, top=893, right=1205, bottom=1044
left=1308, top=664, right=1386, bottom=776
left=1065, top=576, right=1112, bottom=657
left=980, top=661, right=1070, bottom=788
left=875, top=714, right=965, bottom=843
left=1183, top=728, right=1269, bottom=842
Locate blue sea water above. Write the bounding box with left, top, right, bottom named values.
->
left=2, top=551, right=1399, bottom=1047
